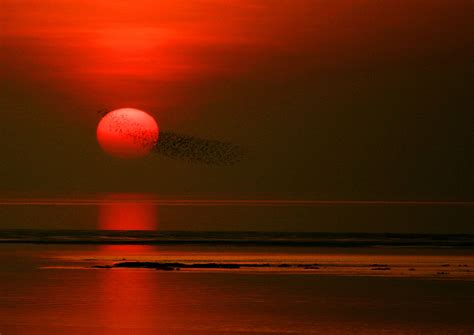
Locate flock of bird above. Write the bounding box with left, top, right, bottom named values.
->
left=153, top=131, right=246, bottom=166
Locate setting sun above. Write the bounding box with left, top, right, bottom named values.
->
left=97, top=108, right=159, bottom=159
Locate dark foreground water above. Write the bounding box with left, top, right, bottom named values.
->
left=0, top=242, right=473, bottom=334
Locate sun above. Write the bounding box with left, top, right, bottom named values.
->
left=97, top=108, right=159, bottom=159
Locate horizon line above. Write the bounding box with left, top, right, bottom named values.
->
left=0, top=198, right=472, bottom=206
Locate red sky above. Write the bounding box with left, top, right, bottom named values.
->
left=1, top=0, right=472, bottom=218
left=2, top=0, right=469, bottom=123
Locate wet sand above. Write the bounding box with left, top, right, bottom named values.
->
left=30, top=243, right=474, bottom=280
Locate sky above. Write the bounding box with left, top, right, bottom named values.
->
left=1, top=0, right=472, bottom=203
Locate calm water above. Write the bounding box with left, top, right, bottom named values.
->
left=0, top=197, right=473, bottom=334
left=0, top=244, right=473, bottom=334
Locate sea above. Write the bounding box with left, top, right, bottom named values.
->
left=0, top=198, right=473, bottom=334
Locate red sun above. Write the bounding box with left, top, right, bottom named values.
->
left=97, top=108, right=159, bottom=159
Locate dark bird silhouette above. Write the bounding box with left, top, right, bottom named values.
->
left=153, top=131, right=246, bottom=166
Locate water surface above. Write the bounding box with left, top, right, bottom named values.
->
left=0, top=243, right=473, bottom=334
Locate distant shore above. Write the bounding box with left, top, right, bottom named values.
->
left=1, top=230, right=473, bottom=248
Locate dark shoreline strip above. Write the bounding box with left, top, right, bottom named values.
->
left=92, top=262, right=320, bottom=271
